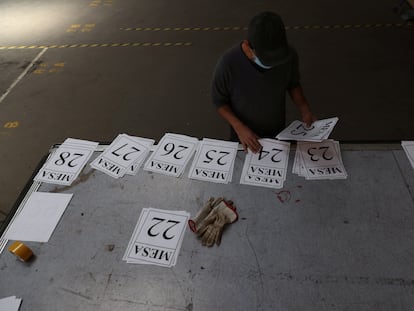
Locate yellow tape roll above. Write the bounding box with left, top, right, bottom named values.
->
left=8, top=241, right=33, bottom=262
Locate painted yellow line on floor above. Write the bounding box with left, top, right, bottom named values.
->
left=120, top=22, right=413, bottom=32
left=3, top=121, right=19, bottom=129
left=0, top=42, right=193, bottom=50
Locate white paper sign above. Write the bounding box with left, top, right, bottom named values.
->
left=123, top=208, right=189, bottom=267
left=188, top=138, right=238, bottom=184
left=126, top=137, right=155, bottom=175
left=144, top=133, right=198, bottom=177
left=34, top=138, right=98, bottom=185
left=402, top=141, right=414, bottom=170
left=0, top=296, right=22, bottom=311
left=293, top=140, right=347, bottom=180
left=240, top=139, right=290, bottom=189
left=90, top=134, right=152, bottom=178
left=276, top=117, right=338, bottom=142
left=4, top=192, right=73, bottom=242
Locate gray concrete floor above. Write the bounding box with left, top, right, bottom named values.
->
left=0, top=0, right=413, bottom=221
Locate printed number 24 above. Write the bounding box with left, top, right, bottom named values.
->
left=258, top=148, right=283, bottom=162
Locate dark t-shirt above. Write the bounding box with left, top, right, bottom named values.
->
left=211, top=43, right=300, bottom=140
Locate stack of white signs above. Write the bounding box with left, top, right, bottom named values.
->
left=0, top=296, right=22, bottom=311
left=293, top=140, right=348, bottom=180
left=144, top=133, right=198, bottom=177
left=123, top=208, right=189, bottom=267
left=276, top=117, right=338, bottom=142
left=34, top=138, right=98, bottom=185
left=240, top=139, right=290, bottom=189
left=188, top=138, right=238, bottom=184
left=402, top=141, right=414, bottom=169
left=90, top=134, right=154, bottom=178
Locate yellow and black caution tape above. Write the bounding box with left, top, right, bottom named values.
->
left=285, top=22, right=413, bottom=30
left=120, top=22, right=413, bottom=32
left=120, top=26, right=248, bottom=32
left=0, top=42, right=193, bottom=50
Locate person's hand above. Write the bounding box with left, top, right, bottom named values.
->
left=234, top=124, right=262, bottom=153
left=302, top=111, right=317, bottom=128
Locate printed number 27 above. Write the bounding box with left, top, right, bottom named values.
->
left=112, top=143, right=140, bottom=161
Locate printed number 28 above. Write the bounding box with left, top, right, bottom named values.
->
left=55, top=152, right=84, bottom=167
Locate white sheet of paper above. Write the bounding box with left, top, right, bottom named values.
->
left=188, top=138, right=238, bottom=184
left=144, top=133, right=199, bottom=177
left=34, top=138, right=98, bottom=186
left=0, top=296, right=22, bottom=311
left=240, top=139, right=290, bottom=189
left=276, top=117, right=338, bottom=142
left=123, top=208, right=189, bottom=267
left=402, top=141, right=414, bottom=169
left=4, top=192, right=73, bottom=242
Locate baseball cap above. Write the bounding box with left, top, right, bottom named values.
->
left=247, top=12, right=291, bottom=66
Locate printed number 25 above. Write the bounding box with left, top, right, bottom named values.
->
left=203, top=150, right=230, bottom=165
left=291, top=124, right=315, bottom=136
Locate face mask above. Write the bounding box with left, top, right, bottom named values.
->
left=253, top=55, right=273, bottom=69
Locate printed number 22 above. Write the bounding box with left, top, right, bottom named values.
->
left=147, top=217, right=180, bottom=240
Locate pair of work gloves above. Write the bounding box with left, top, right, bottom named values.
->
left=188, top=197, right=238, bottom=247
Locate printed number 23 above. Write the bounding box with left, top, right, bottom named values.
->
left=307, top=146, right=333, bottom=161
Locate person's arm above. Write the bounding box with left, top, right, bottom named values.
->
left=288, top=85, right=317, bottom=127
left=217, top=105, right=262, bottom=153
